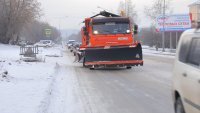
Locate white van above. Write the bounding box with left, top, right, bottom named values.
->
left=173, top=29, right=200, bottom=113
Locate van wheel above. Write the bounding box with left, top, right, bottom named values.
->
left=175, top=97, right=185, bottom=113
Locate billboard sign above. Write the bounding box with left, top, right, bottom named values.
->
left=156, top=14, right=192, bottom=32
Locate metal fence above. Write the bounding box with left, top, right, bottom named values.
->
left=20, top=46, right=39, bottom=57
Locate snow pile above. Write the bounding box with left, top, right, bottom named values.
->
left=0, top=60, right=11, bottom=82
left=142, top=45, right=176, bottom=58
left=0, top=70, right=13, bottom=82
left=0, top=44, right=63, bottom=113
left=0, top=44, right=19, bottom=61
left=42, top=47, right=63, bottom=57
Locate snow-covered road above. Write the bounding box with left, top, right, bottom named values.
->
left=42, top=48, right=175, bottom=113
left=0, top=45, right=175, bottom=113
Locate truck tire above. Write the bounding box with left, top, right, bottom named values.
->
left=83, top=58, right=86, bottom=67
left=90, top=67, right=95, bottom=70
left=175, top=97, right=185, bottom=113
left=126, top=66, right=132, bottom=69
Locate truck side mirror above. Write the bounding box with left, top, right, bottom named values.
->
left=133, top=25, right=138, bottom=35
left=84, top=31, right=88, bottom=36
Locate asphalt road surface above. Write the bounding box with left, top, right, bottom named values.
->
left=45, top=50, right=175, bottom=113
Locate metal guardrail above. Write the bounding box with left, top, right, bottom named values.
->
left=20, top=46, right=39, bottom=57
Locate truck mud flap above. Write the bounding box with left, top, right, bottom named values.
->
left=84, top=44, right=143, bottom=65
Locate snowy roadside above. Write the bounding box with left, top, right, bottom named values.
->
left=0, top=44, right=63, bottom=113
left=142, top=45, right=176, bottom=59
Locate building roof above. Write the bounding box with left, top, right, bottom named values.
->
left=189, top=1, right=200, bottom=7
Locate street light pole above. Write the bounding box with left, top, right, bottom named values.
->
left=57, top=16, right=68, bottom=38
left=125, top=0, right=127, bottom=16
left=162, top=0, right=166, bottom=52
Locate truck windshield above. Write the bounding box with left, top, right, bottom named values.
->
left=92, top=22, right=130, bottom=35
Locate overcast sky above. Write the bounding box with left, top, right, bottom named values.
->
left=39, top=0, right=196, bottom=30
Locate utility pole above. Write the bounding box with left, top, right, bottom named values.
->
left=176, top=32, right=178, bottom=48
left=170, top=32, right=172, bottom=50
left=162, top=0, right=166, bottom=52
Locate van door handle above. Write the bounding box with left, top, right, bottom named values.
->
left=182, top=73, right=187, bottom=77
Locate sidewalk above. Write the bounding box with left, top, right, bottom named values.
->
left=142, top=46, right=176, bottom=58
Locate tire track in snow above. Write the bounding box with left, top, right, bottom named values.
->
left=37, top=63, right=60, bottom=113
left=37, top=51, right=92, bottom=113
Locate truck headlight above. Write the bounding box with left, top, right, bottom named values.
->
left=93, top=30, right=99, bottom=34
left=126, top=30, right=131, bottom=33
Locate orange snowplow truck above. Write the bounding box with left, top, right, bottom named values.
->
left=76, top=11, right=143, bottom=69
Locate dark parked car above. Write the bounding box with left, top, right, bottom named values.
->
left=66, top=40, right=76, bottom=49
left=70, top=42, right=81, bottom=56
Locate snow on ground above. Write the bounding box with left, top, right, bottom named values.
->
left=0, top=44, right=102, bottom=113
left=0, top=44, right=20, bottom=60
left=0, top=44, right=63, bottom=113
left=142, top=45, right=176, bottom=59
left=0, top=44, right=176, bottom=113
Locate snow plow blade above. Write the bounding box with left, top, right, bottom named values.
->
left=84, top=44, right=143, bottom=68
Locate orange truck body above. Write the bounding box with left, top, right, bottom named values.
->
left=77, top=11, right=143, bottom=68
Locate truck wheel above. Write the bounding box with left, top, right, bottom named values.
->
left=89, top=65, right=95, bottom=70
left=83, top=58, right=86, bottom=67
left=90, top=68, right=95, bottom=70
left=175, top=97, right=185, bottom=113
left=126, top=66, right=132, bottom=69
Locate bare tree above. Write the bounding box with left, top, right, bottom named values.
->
left=144, top=0, right=171, bottom=26
left=118, top=0, right=137, bottom=23
left=143, top=0, right=172, bottom=49
left=20, top=21, right=60, bottom=43
left=118, top=1, right=125, bottom=16
left=0, top=0, right=41, bottom=44
left=126, top=0, right=137, bottom=23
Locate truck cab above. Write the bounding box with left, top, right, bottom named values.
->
left=81, top=17, right=136, bottom=48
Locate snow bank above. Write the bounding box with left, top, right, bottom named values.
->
left=0, top=44, right=19, bottom=60
left=41, top=46, right=63, bottom=58
left=142, top=46, right=176, bottom=59
left=0, top=44, right=62, bottom=113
